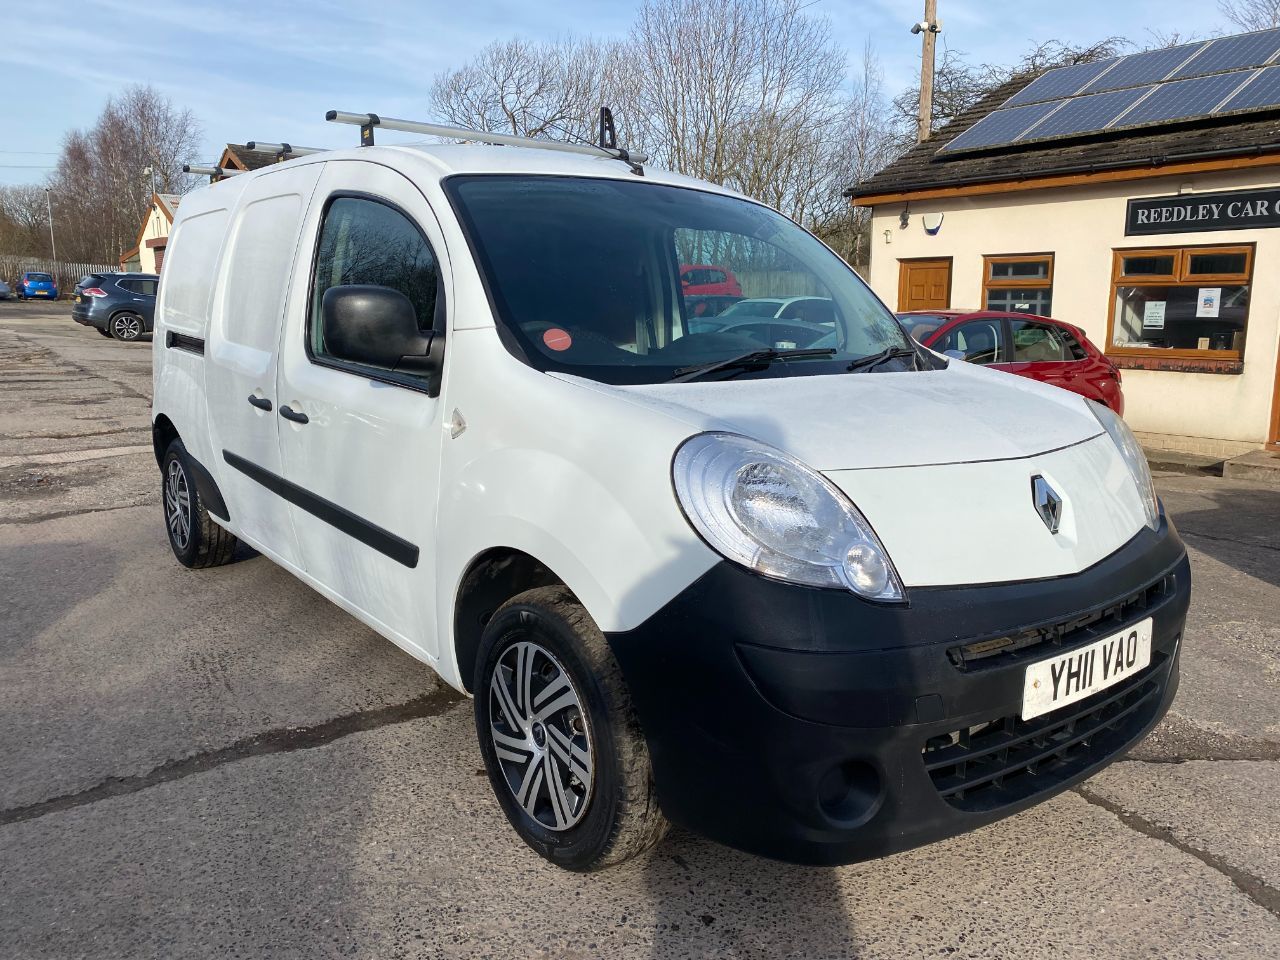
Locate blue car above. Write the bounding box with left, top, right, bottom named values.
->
left=18, top=271, right=58, bottom=300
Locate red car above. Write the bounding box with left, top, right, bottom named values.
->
left=899, top=310, right=1124, bottom=415
left=680, top=263, right=742, bottom=297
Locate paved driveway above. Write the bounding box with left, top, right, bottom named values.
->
left=1, top=302, right=1277, bottom=958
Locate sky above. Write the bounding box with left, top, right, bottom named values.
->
left=0, top=0, right=1236, bottom=188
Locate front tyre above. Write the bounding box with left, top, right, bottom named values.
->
left=475, top=586, right=668, bottom=871
left=161, top=438, right=239, bottom=568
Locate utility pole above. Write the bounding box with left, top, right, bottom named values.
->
left=44, top=188, right=57, bottom=266
left=914, top=0, right=941, bottom=143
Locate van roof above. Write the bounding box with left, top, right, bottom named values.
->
left=193, top=142, right=744, bottom=201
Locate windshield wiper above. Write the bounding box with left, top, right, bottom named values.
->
left=669, top=347, right=836, bottom=383
left=846, top=346, right=918, bottom=373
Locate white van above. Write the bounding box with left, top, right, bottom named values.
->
left=152, top=129, right=1189, bottom=871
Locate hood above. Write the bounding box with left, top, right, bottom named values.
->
left=557, top=361, right=1102, bottom=471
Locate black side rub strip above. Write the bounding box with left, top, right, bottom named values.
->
left=165, top=331, right=205, bottom=355
left=222, top=450, right=419, bottom=568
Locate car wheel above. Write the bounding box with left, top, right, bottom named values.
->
left=110, top=312, right=144, bottom=341
left=96, top=328, right=114, bottom=338
left=475, top=585, right=668, bottom=872
left=162, top=439, right=239, bottom=568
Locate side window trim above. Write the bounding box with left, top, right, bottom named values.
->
left=303, top=190, right=446, bottom=394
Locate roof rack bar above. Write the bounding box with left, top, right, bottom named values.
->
left=325, top=110, right=646, bottom=164
left=245, top=141, right=324, bottom=157
left=183, top=164, right=244, bottom=177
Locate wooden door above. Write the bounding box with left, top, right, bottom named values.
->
left=897, top=258, right=952, bottom=311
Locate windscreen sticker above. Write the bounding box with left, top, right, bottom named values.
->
left=543, top=328, right=573, bottom=351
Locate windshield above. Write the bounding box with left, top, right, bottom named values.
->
left=445, top=175, right=912, bottom=384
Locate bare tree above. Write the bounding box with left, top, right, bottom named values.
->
left=46, top=85, right=202, bottom=263
left=1218, top=0, right=1280, bottom=30
left=627, top=0, right=846, bottom=226
left=0, top=185, right=52, bottom=256
left=430, top=37, right=628, bottom=143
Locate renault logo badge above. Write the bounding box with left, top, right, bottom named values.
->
left=1032, top=476, right=1063, bottom=534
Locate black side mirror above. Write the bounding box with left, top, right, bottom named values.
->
left=322, top=285, right=444, bottom=396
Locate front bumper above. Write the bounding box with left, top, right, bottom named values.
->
left=606, top=515, right=1189, bottom=865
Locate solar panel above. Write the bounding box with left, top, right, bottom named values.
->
left=1172, top=28, right=1280, bottom=80
left=1083, top=43, right=1206, bottom=93
left=1218, top=63, right=1280, bottom=112
left=1018, top=87, right=1149, bottom=141
left=940, top=101, right=1062, bottom=152
left=1004, top=59, right=1119, bottom=107
left=1117, top=71, right=1254, bottom=126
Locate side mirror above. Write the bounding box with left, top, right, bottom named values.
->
left=322, top=285, right=444, bottom=396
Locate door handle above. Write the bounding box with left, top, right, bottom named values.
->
left=279, top=405, right=309, bottom=424
left=247, top=395, right=272, bottom=411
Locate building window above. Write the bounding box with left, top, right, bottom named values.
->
left=982, top=254, right=1053, bottom=315
left=1108, top=245, right=1252, bottom=359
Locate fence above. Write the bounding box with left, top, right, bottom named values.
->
left=0, top=255, right=120, bottom=295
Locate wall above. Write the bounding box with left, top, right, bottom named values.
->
left=137, top=204, right=171, bottom=274
left=866, top=167, right=1280, bottom=453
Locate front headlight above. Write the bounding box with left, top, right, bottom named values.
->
left=1088, top=400, right=1159, bottom=531
left=672, top=432, right=904, bottom=601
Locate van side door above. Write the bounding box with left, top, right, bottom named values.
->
left=274, top=161, right=449, bottom=662
left=205, top=164, right=323, bottom=569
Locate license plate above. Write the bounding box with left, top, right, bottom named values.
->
left=1021, top=618, right=1152, bottom=720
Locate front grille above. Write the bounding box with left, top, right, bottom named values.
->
left=923, top=655, right=1166, bottom=812
left=947, top=574, right=1173, bottom=671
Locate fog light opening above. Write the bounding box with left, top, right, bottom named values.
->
left=816, top=760, right=881, bottom=826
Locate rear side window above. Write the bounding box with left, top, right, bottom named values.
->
left=1009, top=320, right=1077, bottom=362
left=159, top=209, right=229, bottom=331
left=120, top=278, right=158, bottom=296
left=308, top=196, right=441, bottom=376
left=936, top=320, right=1005, bottom=363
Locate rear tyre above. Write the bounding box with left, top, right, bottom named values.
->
left=110, top=312, right=144, bottom=341
left=475, top=585, right=668, bottom=872
left=161, top=438, right=239, bottom=568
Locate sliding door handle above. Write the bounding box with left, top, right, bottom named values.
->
left=247, top=395, right=272, bottom=411
left=279, top=405, right=309, bottom=424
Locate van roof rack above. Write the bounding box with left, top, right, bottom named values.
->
left=325, top=109, right=645, bottom=175
left=245, top=141, right=324, bottom=159
left=183, top=164, right=245, bottom=178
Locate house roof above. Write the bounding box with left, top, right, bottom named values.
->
left=848, top=73, right=1280, bottom=204
left=155, top=193, right=181, bottom=221
left=218, top=143, right=281, bottom=172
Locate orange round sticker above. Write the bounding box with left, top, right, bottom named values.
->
left=543, top=328, right=573, bottom=351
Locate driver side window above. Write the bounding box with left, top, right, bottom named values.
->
left=309, top=196, right=441, bottom=378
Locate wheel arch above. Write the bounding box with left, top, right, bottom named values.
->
left=452, top=547, right=568, bottom=694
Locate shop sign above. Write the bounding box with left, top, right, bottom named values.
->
left=1125, top=187, right=1280, bottom=235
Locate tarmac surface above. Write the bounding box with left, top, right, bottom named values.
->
left=2, top=301, right=1278, bottom=959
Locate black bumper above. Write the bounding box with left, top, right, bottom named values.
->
left=606, top=516, right=1189, bottom=865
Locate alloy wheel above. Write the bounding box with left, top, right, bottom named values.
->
left=164, top=459, right=192, bottom=549
left=489, top=640, right=594, bottom=831
left=113, top=314, right=142, bottom=340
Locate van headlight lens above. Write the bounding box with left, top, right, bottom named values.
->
left=672, top=432, right=904, bottom=601
left=1088, top=401, right=1159, bottom=531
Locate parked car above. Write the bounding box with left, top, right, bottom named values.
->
left=716, top=295, right=836, bottom=323
left=17, top=271, right=58, bottom=300
left=682, top=293, right=742, bottom=321
left=0, top=280, right=12, bottom=300
left=153, top=138, right=1186, bottom=873
left=901, top=309, right=1125, bottom=415
left=679, top=263, right=742, bottom=297
left=71, top=273, right=158, bottom=341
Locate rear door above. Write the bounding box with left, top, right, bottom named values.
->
left=204, top=163, right=323, bottom=569
left=998, top=318, right=1080, bottom=389
left=274, top=161, right=449, bottom=660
